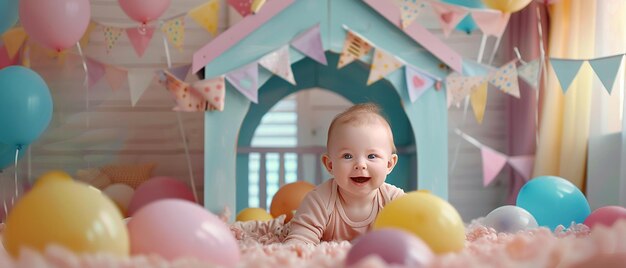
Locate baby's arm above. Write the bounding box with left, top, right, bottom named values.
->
left=283, top=190, right=329, bottom=245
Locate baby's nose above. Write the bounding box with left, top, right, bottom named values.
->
left=354, top=163, right=366, bottom=170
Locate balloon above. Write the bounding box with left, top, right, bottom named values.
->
left=270, top=181, right=316, bottom=222
left=516, top=176, right=591, bottom=230
left=373, top=191, right=465, bottom=254
left=128, top=199, right=240, bottom=266
left=584, top=206, right=626, bottom=229
left=127, top=176, right=195, bottom=216
left=19, top=0, right=91, bottom=51
left=482, top=0, right=532, bottom=13
left=0, top=143, right=26, bottom=170
left=0, top=66, right=53, bottom=147
left=3, top=180, right=129, bottom=257
left=0, top=0, right=18, bottom=35
left=103, top=183, right=135, bottom=216
left=118, top=0, right=171, bottom=24
left=33, top=170, right=72, bottom=188
left=443, top=0, right=484, bottom=34
left=483, top=205, right=538, bottom=233
left=236, top=207, right=273, bottom=222
left=345, top=229, right=434, bottom=267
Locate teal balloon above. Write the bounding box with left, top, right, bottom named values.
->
left=516, top=176, right=591, bottom=230
left=0, top=66, right=53, bottom=147
left=443, top=0, right=484, bottom=34
left=0, top=143, right=27, bottom=170
left=0, top=0, right=19, bottom=35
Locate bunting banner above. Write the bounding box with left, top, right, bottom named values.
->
left=188, top=0, right=221, bottom=37
left=446, top=74, right=485, bottom=108
left=405, top=65, right=435, bottom=103
left=164, top=71, right=226, bottom=111
left=126, top=26, right=155, bottom=58
left=290, top=24, right=327, bottom=65
left=588, top=54, right=623, bottom=94
left=128, top=69, right=156, bottom=106
left=367, top=48, right=404, bottom=85
left=259, top=45, right=296, bottom=85
left=79, top=22, right=97, bottom=49
left=337, top=31, right=372, bottom=69
left=225, top=62, right=259, bottom=103
left=470, top=80, right=488, bottom=124
left=471, top=10, right=511, bottom=37
left=518, top=58, right=541, bottom=89
left=104, top=65, right=127, bottom=91
left=1, top=27, right=27, bottom=59
left=550, top=58, right=583, bottom=93
left=394, top=0, right=427, bottom=29
left=162, top=17, right=185, bottom=51
left=428, top=1, right=468, bottom=37
left=481, top=146, right=508, bottom=186
left=228, top=0, right=253, bottom=17
left=488, top=60, right=520, bottom=98
left=86, top=58, right=106, bottom=89
left=104, top=26, right=124, bottom=54
left=508, top=155, right=535, bottom=181
left=168, top=64, right=192, bottom=81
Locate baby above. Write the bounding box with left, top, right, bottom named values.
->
left=284, top=103, right=405, bottom=245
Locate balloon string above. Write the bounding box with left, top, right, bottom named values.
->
left=12, top=145, right=21, bottom=209
left=76, top=42, right=90, bottom=128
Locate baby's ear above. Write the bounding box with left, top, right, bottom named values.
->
left=321, top=154, right=332, bottom=173
left=387, top=154, right=398, bottom=173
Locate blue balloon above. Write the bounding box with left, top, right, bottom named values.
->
left=0, top=143, right=27, bottom=170
left=516, top=176, right=591, bottom=230
left=0, top=0, right=19, bottom=35
left=0, top=66, right=53, bottom=147
left=442, top=0, right=485, bottom=34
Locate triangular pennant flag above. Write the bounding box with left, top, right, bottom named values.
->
left=162, top=17, right=185, bottom=51
left=228, top=0, right=252, bottom=17
left=190, top=76, right=226, bottom=111
left=367, top=49, right=404, bottom=85
left=446, top=74, right=484, bottom=108
left=428, top=1, right=469, bottom=37
left=104, top=26, right=124, bottom=54
left=405, top=65, right=435, bottom=103
left=550, top=58, right=584, bottom=93
left=126, top=26, right=155, bottom=57
left=128, top=69, right=155, bottom=106
left=251, top=0, right=267, bottom=14
left=470, top=81, right=488, bottom=124
left=508, top=155, right=535, bottom=181
left=481, top=146, right=508, bottom=186
left=337, top=31, right=372, bottom=69
left=86, top=58, right=106, bottom=89
left=168, top=64, right=191, bottom=81
left=259, top=46, right=296, bottom=85
left=79, top=22, right=97, bottom=49
left=0, top=45, right=19, bottom=68
left=189, top=0, right=220, bottom=36
left=290, top=24, right=327, bottom=65
left=1, top=27, right=27, bottom=59
left=225, top=62, right=259, bottom=103
left=471, top=10, right=511, bottom=37
left=163, top=70, right=198, bottom=111
left=518, top=59, right=541, bottom=89
left=588, top=54, right=624, bottom=94
left=105, top=65, right=127, bottom=91
left=394, top=0, right=428, bottom=29
left=488, top=60, right=520, bottom=98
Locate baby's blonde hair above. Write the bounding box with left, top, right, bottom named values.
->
left=327, top=103, right=397, bottom=153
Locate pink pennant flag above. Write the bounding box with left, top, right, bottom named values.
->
left=508, top=155, right=535, bottom=181
left=471, top=10, right=511, bottom=37
left=481, top=146, right=508, bottom=186
left=190, top=76, right=226, bottom=111
left=228, top=0, right=252, bottom=17
left=225, top=62, right=259, bottom=103
left=428, top=1, right=469, bottom=37
left=105, top=65, right=127, bottom=91
left=395, top=0, right=427, bottom=29
left=405, top=65, right=435, bottom=103
left=259, top=46, right=296, bottom=85
left=168, top=64, right=192, bottom=81
left=290, top=24, right=327, bottom=65
left=488, top=60, right=520, bottom=98
left=0, top=45, right=18, bottom=68
left=126, top=26, right=155, bottom=58
left=86, top=58, right=106, bottom=89
left=367, top=49, right=404, bottom=85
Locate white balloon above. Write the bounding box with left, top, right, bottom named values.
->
left=483, top=205, right=538, bottom=233
left=103, top=183, right=135, bottom=216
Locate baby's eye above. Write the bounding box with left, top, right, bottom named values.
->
left=342, top=154, right=352, bottom=159
left=368, top=154, right=377, bottom=159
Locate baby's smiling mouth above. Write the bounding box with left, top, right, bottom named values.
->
left=350, top=177, right=371, bottom=183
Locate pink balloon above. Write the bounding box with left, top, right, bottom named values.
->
left=19, top=0, right=91, bottom=51
left=118, top=0, right=171, bottom=24
left=127, top=176, right=195, bottom=216
left=584, top=206, right=626, bottom=229
left=128, top=199, right=240, bottom=266
left=346, top=229, right=434, bottom=267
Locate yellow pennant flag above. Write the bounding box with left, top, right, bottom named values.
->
left=470, top=81, right=488, bottom=124
left=2, top=27, right=27, bottom=59
left=79, top=22, right=97, bottom=49
left=162, top=17, right=185, bottom=51
left=189, top=0, right=220, bottom=37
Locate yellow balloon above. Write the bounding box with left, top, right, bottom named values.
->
left=236, top=207, right=273, bottom=222
left=373, top=191, right=465, bottom=254
left=3, top=180, right=129, bottom=257
left=482, top=0, right=532, bottom=13
left=34, top=170, right=72, bottom=188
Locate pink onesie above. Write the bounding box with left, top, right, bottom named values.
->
left=284, top=178, right=404, bottom=245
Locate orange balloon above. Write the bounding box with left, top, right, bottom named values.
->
left=34, top=170, right=72, bottom=188
left=270, top=181, right=315, bottom=222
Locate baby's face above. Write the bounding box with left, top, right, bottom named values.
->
left=324, top=121, right=397, bottom=199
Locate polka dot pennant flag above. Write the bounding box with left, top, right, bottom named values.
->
left=228, top=0, right=252, bottom=17
left=189, top=0, right=220, bottom=37
left=488, top=60, right=520, bottom=98
left=161, top=17, right=185, bottom=51
left=258, top=45, right=296, bottom=85
left=189, top=76, right=226, bottom=111
left=103, top=26, right=124, bottom=54
left=395, top=0, right=427, bottom=29
left=163, top=70, right=226, bottom=112
left=367, top=48, right=404, bottom=85
left=337, top=31, right=372, bottom=69
left=446, top=73, right=485, bottom=108
left=517, top=58, right=540, bottom=89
